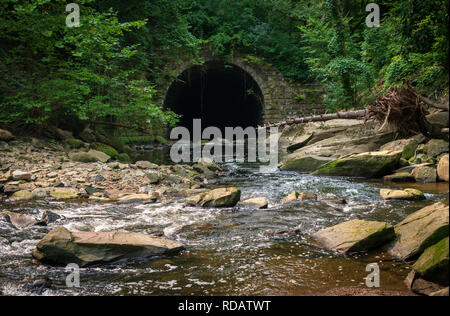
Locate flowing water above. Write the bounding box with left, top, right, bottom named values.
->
left=0, top=156, right=448, bottom=296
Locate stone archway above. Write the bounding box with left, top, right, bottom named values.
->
left=163, top=60, right=264, bottom=131
left=160, top=53, right=325, bottom=126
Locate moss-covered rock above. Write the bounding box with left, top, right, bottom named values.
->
left=313, top=219, right=395, bottom=254
left=0, top=129, right=14, bottom=141
left=380, top=134, right=426, bottom=160
left=313, top=151, right=402, bottom=178
left=412, top=237, right=449, bottom=285
left=388, top=202, right=449, bottom=260
left=50, top=188, right=80, bottom=200
left=187, top=187, right=241, bottom=208
left=11, top=190, right=38, bottom=201
left=91, top=143, right=119, bottom=159
left=280, top=156, right=331, bottom=172
left=65, top=138, right=84, bottom=149
left=118, top=153, right=131, bottom=163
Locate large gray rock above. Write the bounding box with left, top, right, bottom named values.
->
left=424, top=139, right=449, bottom=159
left=279, top=121, right=395, bottom=172
left=0, top=129, right=14, bottom=141
left=70, top=150, right=111, bottom=163
left=412, top=164, right=437, bottom=183
left=388, top=202, right=449, bottom=260
left=32, top=227, right=185, bottom=267
left=313, top=151, right=402, bottom=178
left=313, top=219, right=395, bottom=254
left=437, top=154, right=449, bottom=182
left=187, top=187, right=241, bottom=208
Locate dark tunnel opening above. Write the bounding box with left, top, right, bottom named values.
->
left=164, top=61, right=264, bottom=132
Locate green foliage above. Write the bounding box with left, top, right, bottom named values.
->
left=0, top=0, right=448, bottom=123
left=0, top=0, right=179, bottom=131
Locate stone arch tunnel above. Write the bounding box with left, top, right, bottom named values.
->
left=163, top=61, right=264, bottom=131
left=161, top=54, right=326, bottom=130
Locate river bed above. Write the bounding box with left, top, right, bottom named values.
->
left=0, top=159, right=448, bottom=296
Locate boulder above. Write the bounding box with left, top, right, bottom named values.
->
left=79, top=127, right=97, bottom=143
left=50, top=188, right=80, bottom=200
left=118, top=153, right=131, bottom=163
left=282, top=191, right=299, bottom=204
left=240, top=197, right=269, bottom=209
left=70, top=150, right=111, bottom=163
left=280, top=124, right=395, bottom=172
left=280, top=156, right=332, bottom=172
left=412, top=237, right=449, bottom=285
left=1, top=211, right=44, bottom=229
left=192, top=163, right=216, bottom=179
left=64, top=138, right=85, bottom=149
left=383, top=172, right=415, bottom=183
left=380, top=134, right=426, bottom=160
left=196, top=158, right=222, bottom=172
left=429, top=287, right=449, bottom=296
left=426, top=111, right=449, bottom=140
left=91, top=142, right=119, bottom=159
left=146, top=172, right=160, bottom=185
left=437, top=154, right=449, bottom=182
left=412, top=164, right=437, bottom=183
left=0, top=129, right=14, bottom=141
left=286, top=134, right=314, bottom=153
left=380, top=188, right=425, bottom=201
left=313, top=219, right=395, bottom=254
left=55, top=128, right=73, bottom=140
left=11, top=190, right=38, bottom=201
left=11, top=170, right=31, bottom=181
left=187, top=187, right=241, bottom=208
left=313, top=151, right=402, bottom=178
left=135, top=161, right=158, bottom=169
left=282, top=191, right=317, bottom=204
left=410, top=276, right=445, bottom=296
left=388, top=202, right=449, bottom=260
left=424, top=139, right=449, bottom=159
left=32, top=227, right=185, bottom=267
left=118, top=193, right=157, bottom=204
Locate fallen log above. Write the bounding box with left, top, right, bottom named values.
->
left=262, top=110, right=367, bottom=128
left=418, top=95, right=449, bottom=111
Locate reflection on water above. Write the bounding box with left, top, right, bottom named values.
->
left=0, top=157, right=448, bottom=296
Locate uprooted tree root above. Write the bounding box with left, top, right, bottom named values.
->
left=364, top=85, right=428, bottom=136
